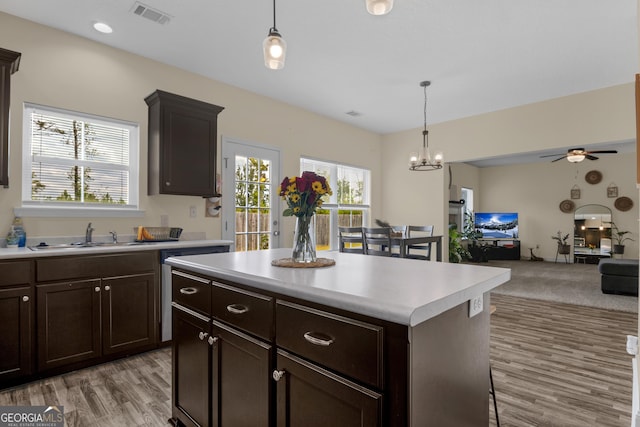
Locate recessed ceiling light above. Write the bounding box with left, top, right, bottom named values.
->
left=93, top=22, right=113, bottom=34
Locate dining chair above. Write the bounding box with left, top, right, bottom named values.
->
left=362, top=227, right=393, bottom=257
left=406, top=225, right=434, bottom=260
left=338, top=226, right=364, bottom=254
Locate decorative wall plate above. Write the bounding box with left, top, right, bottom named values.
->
left=585, top=170, right=602, bottom=185
left=559, top=199, right=575, bottom=213
left=614, top=196, right=633, bottom=212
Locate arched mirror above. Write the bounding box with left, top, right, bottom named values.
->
left=574, top=204, right=612, bottom=258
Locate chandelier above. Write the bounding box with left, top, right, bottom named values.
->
left=409, top=81, right=443, bottom=171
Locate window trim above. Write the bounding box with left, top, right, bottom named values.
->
left=20, top=102, right=141, bottom=217
left=300, top=157, right=371, bottom=251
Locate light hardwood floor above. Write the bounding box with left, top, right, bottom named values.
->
left=0, top=294, right=636, bottom=426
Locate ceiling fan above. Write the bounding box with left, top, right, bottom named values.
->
left=540, top=147, right=618, bottom=163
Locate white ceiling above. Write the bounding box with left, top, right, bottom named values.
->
left=0, top=1, right=637, bottom=143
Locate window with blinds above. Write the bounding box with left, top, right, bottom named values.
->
left=22, top=103, right=139, bottom=211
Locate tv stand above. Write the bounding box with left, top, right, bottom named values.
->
left=478, top=238, right=520, bottom=260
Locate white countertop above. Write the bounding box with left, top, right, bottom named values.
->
left=166, top=248, right=511, bottom=327
left=0, top=239, right=233, bottom=260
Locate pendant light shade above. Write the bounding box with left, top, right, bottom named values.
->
left=409, top=81, right=444, bottom=171
left=264, top=0, right=286, bottom=70
left=366, top=0, right=394, bottom=15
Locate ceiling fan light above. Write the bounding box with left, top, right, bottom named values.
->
left=263, top=29, right=286, bottom=70
left=366, top=0, right=394, bottom=15
left=567, top=154, right=585, bottom=163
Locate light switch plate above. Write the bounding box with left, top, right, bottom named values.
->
left=469, top=295, right=483, bottom=318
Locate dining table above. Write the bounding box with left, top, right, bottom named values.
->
left=390, top=235, right=443, bottom=261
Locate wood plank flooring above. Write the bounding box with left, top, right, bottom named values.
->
left=0, top=294, right=636, bottom=426
left=0, top=348, right=172, bottom=426
left=490, top=294, right=637, bottom=427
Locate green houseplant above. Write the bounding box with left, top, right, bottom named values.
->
left=449, top=223, right=471, bottom=263
left=552, top=231, right=571, bottom=255
left=607, top=221, right=634, bottom=255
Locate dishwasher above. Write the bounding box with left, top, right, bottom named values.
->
left=160, top=245, right=229, bottom=342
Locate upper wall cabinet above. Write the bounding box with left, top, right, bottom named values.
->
left=145, top=90, right=224, bottom=197
left=0, top=48, right=21, bottom=188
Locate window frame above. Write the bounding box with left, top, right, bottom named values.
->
left=18, top=103, right=142, bottom=218
left=300, top=157, right=371, bottom=251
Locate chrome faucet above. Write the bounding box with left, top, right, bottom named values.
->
left=85, top=222, right=94, bottom=243
left=109, top=230, right=118, bottom=244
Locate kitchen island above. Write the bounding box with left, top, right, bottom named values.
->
left=167, top=248, right=510, bottom=427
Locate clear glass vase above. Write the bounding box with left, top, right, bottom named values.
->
left=292, top=215, right=317, bottom=263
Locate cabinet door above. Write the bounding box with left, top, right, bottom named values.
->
left=37, top=279, right=101, bottom=371
left=275, top=349, right=382, bottom=427
left=102, top=273, right=156, bottom=355
left=211, top=320, right=272, bottom=427
left=0, top=286, right=32, bottom=381
left=172, top=306, right=211, bottom=427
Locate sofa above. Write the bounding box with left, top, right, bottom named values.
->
left=598, top=258, right=639, bottom=296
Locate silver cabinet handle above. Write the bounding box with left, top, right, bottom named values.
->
left=180, top=287, right=197, bottom=295
left=94, top=286, right=101, bottom=292
left=198, top=331, right=209, bottom=341
left=22, top=296, right=29, bottom=302
left=104, top=285, right=111, bottom=291
left=272, top=370, right=285, bottom=382
left=303, top=331, right=334, bottom=346
left=208, top=336, right=218, bottom=345
left=226, top=304, right=249, bottom=314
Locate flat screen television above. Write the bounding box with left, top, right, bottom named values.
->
left=474, top=212, right=519, bottom=238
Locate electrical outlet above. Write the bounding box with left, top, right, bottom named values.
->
left=189, top=206, right=197, bottom=218
left=160, top=214, right=169, bottom=227
left=469, top=295, right=483, bottom=317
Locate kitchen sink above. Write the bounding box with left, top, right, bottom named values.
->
left=29, top=241, right=146, bottom=251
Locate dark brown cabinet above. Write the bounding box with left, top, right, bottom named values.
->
left=171, top=269, right=387, bottom=427
left=36, top=272, right=155, bottom=371
left=171, top=271, right=273, bottom=427
left=103, top=273, right=156, bottom=355
left=36, top=279, right=102, bottom=370
left=0, top=47, right=21, bottom=187
left=0, top=260, right=34, bottom=385
left=275, top=350, right=382, bottom=427
left=34, top=252, right=158, bottom=375
left=145, top=90, right=224, bottom=197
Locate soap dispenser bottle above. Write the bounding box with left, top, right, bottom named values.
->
left=6, top=226, right=18, bottom=248
left=12, top=216, right=26, bottom=247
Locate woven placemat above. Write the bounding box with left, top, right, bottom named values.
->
left=271, top=258, right=336, bottom=268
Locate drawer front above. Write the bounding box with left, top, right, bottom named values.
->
left=172, top=270, right=211, bottom=316
left=0, top=260, right=32, bottom=287
left=276, top=300, right=383, bottom=389
left=36, top=252, right=157, bottom=282
left=211, top=281, right=274, bottom=341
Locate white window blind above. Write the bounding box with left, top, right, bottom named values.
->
left=22, top=103, right=139, bottom=214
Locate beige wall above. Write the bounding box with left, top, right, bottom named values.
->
left=382, top=82, right=637, bottom=261
left=0, top=12, right=382, bottom=244
left=479, top=155, right=638, bottom=260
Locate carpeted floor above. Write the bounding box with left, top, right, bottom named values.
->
left=485, top=259, right=638, bottom=313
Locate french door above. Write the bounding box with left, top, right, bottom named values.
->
left=221, top=138, right=281, bottom=251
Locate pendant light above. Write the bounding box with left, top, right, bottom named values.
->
left=409, top=81, right=444, bottom=171
left=263, top=0, right=286, bottom=70
left=365, top=0, right=394, bottom=15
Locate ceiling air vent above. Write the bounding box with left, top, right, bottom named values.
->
left=131, top=2, right=172, bottom=25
